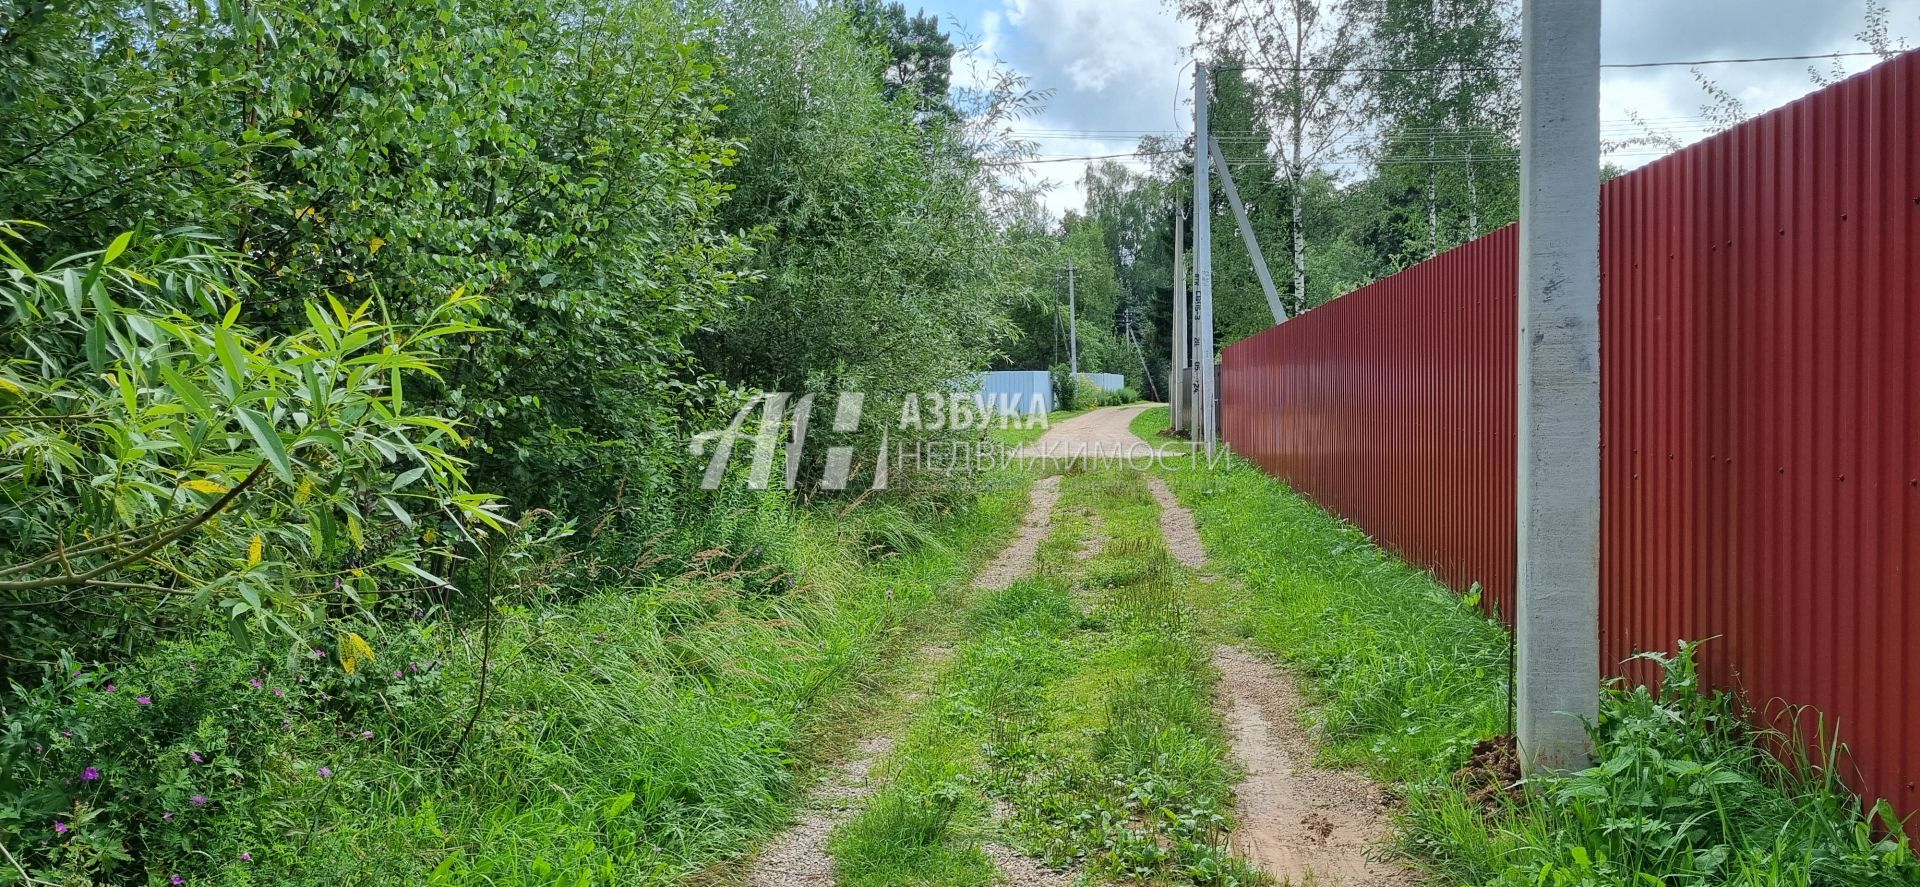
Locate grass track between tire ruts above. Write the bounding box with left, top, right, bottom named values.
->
left=830, top=467, right=1268, bottom=886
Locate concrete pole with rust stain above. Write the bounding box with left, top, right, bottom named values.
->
left=1517, top=0, right=1601, bottom=773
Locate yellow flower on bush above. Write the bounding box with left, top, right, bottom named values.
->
left=340, top=632, right=376, bottom=674
left=247, top=534, right=263, bottom=566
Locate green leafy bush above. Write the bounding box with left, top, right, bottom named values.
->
left=0, top=0, right=1046, bottom=882
left=1048, top=364, right=1080, bottom=412
left=1, top=225, right=494, bottom=659
left=0, top=0, right=749, bottom=522
left=1405, top=641, right=1920, bottom=887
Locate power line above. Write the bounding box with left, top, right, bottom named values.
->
left=1604, top=51, right=1889, bottom=69
left=982, top=148, right=1182, bottom=166
left=1211, top=49, right=1892, bottom=75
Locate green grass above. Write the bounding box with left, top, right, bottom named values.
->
left=835, top=468, right=1265, bottom=886
left=34, top=475, right=1040, bottom=887
left=1159, top=455, right=1920, bottom=886
left=986, top=409, right=1085, bottom=447
left=1128, top=404, right=1171, bottom=441
left=1161, top=456, right=1508, bottom=781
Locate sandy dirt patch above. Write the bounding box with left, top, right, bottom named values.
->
left=1143, top=475, right=1206, bottom=569
left=1213, top=646, right=1418, bottom=886
left=1015, top=405, right=1184, bottom=462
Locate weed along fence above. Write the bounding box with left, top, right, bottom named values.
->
left=1222, top=50, right=1920, bottom=827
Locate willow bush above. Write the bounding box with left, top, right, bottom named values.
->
left=2, top=0, right=1041, bottom=881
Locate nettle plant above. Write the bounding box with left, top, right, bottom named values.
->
left=0, top=222, right=502, bottom=659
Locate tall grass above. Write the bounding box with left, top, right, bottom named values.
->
left=6, top=475, right=1034, bottom=886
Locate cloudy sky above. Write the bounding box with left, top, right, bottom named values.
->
left=932, top=0, right=1920, bottom=216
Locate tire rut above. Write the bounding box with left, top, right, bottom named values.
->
left=1146, top=472, right=1415, bottom=885
left=744, top=475, right=1068, bottom=886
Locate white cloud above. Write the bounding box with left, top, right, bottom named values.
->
left=934, top=0, right=1920, bottom=213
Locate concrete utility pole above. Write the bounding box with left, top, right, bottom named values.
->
left=1192, top=63, right=1216, bottom=456
left=1516, top=0, right=1602, bottom=774
left=1066, top=258, right=1079, bottom=378
left=1172, top=204, right=1188, bottom=430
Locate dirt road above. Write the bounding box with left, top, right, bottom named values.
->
left=1014, top=404, right=1188, bottom=461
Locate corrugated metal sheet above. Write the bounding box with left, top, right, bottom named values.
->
left=1221, top=228, right=1518, bottom=616
left=1222, top=50, right=1920, bottom=828
left=972, top=371, right=1053, bottom=414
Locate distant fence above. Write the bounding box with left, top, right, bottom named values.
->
left=1078, top=372, right=1126, bottom=394
left=973, top=371, right=1053, bottom=415
left=969, top=371, right=1127, bottom=415
left=1222, top=51, right=1918, bottom=827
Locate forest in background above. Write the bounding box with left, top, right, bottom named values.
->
left=1003, top=0, right=1526, bottom=391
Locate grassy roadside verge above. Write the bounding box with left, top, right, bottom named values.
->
left=987, top=409, right=1086, bottom=448
left=831, top=468, right=1265, bottom=886
left=1151, top=427, right=1919, bottom=886
left=1128, top=404, right=1170, bottom=442
left=36, top=474, right=1039, bottom=887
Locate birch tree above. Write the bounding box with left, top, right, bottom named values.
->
left=1173, top=0, right=1376, bottom=317
left=1371, top=0, right=1518, bottom=255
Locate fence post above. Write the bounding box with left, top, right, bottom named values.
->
left=1516, top=0, right=1602, bottom=773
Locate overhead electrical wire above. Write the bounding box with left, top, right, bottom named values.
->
left=1210, top=49, right=1890, bottom=74
left=990, top=49, right=1896, bottom=172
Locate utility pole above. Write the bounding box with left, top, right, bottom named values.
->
left=1192, top=63, right=1216, bottom=456
left=1066, top=258, right=1079, bottom=378
left=1516, top=0, right=1601, bottom=774
left=1172, top=203, right=1187, bottom=428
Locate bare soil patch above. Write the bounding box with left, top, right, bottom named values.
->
left=1212, top=645, right=1418, bottom=886
left=1143, top=475, right=1206, bottom=569
left=1453, top=735, right=1522, bottom=812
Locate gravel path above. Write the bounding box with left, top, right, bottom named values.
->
left=1144, top=475, right=1205, bottom=569
left=976, top=474, right=1081, bottom=884
left=973, top=475, right=1061, bottom=589
left=746, top=736, right=895, bottom=886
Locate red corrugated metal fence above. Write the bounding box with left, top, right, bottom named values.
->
left=1222, top=51, right=1919, bottom=827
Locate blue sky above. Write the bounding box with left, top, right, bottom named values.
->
left=925, top=0, right=1920, bottom=216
